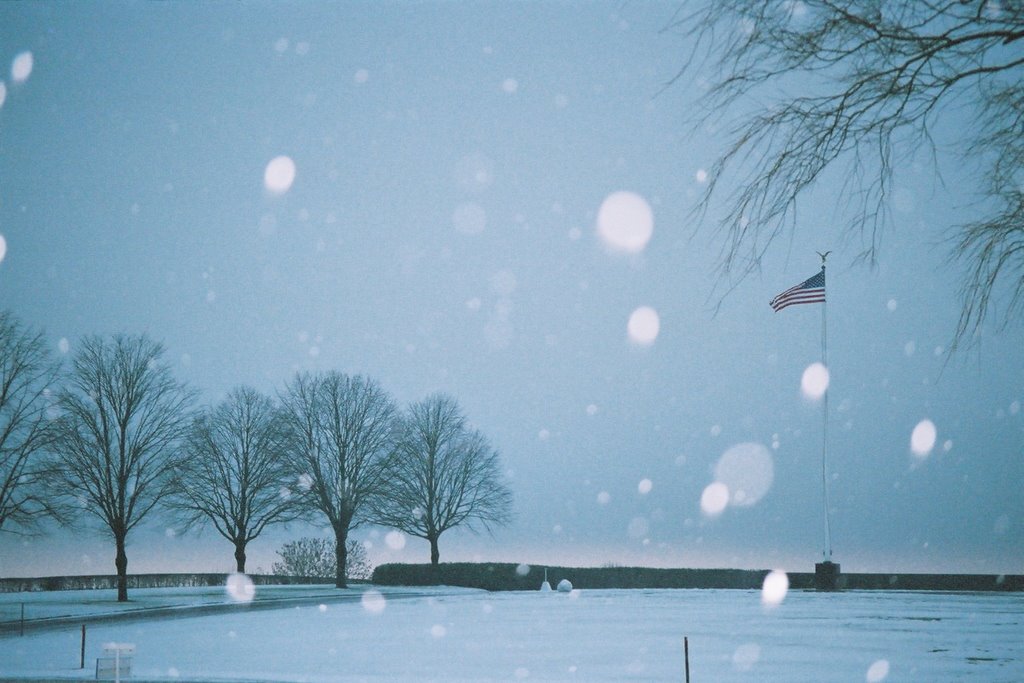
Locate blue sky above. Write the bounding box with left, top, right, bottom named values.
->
left=1, top=1, right=1021, bottom=578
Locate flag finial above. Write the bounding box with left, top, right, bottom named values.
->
left=817, top=250, right=832, bottom=268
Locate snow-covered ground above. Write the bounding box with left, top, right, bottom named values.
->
left=2, top=583, right=1022, bottom=681
left=0, top=583, right=389, bottom=623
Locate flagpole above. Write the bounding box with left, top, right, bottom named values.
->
left=820, top=253, right=832, bottom=562
left=772, top=254, right=837, bottom=587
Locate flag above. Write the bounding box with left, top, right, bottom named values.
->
left=770, top=268, right=826, bottom=312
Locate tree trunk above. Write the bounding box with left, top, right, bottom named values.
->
left=429, top=534, right=440, bottom=566
left=234, top=541, right=247, bottom=573
left=334, top=528, right=348, bottom=589
left=115, top=535, right=129, bottom=602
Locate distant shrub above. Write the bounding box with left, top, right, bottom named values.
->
left=272, top=537, right=372, bottom=581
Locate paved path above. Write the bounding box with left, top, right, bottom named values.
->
left=0, top=585, right=469, bottom=636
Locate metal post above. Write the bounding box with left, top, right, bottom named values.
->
left=684, top=636, right=690, bottom=683
left=80, top=624, right=86, bottom=669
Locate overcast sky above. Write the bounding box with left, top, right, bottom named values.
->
left=1, top=1, right=1021, bottom=579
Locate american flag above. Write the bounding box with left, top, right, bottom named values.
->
left=770, top=268, right=826, bottom=312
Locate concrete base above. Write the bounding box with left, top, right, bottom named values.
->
left=815, top=561, right=841, bottom=591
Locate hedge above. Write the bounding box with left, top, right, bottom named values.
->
left=371, top=563, right=1024, bottom=592
left=371, top=563, right=773, bottom=591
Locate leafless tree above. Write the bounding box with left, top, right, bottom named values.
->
left=45, top=335, right=194, bottom=601
left=373, top=394, right=512, bottom=567
left=0, top=311, right=62, bottom=534
left=670, top=1, right=1024, bottom=347
left=167, top=386, right=295, bottom=573
left=279, top=371, right=397, bottom=588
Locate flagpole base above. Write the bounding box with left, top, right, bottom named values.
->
left=815, top=561, right=841, bottom=591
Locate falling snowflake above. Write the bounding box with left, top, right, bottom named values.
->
left=225, top=573, right=255, bottom=603
left=801, top=362, right=829, bottom=400
left=11, top=52, right=33, bottom=83
left=761, top=570, right=788, bottom=607
left=596, top=191, right=653, bottom=253
left=264, top=156, right=296, bottom=194
left=627, top=306, right=660, bottom=346
left=910, top=419, right=937, bottom=458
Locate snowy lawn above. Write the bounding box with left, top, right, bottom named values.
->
left=2, top=586, right=1022, bottom=682
left=0, top=583, right=379, bottom=623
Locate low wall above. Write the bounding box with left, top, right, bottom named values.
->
left=0, top=573, right=332, bottom=593
left=6, top=566, right=1020, bottom=594
left=794, top=572, right=1024, bottom=592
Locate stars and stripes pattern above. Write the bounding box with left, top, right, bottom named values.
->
left=770, top=268, right=826, bottom=312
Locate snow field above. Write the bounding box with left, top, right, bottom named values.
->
left=2, top=587, right=1022, bottom=681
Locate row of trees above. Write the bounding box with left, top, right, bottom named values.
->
left=0, top=310, right=512, bottom=600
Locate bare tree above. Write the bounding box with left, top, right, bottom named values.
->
left=373, top=394, right=512, bottom=567
left=167, top=386, right=295, bottom=573
left=0, top=311, right=62, bottom=533
left=46, top=335, right=194, bottom=601
left=670, top=1, right=1024, bottom=346
left=279, top=371, right=397, bottom=588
